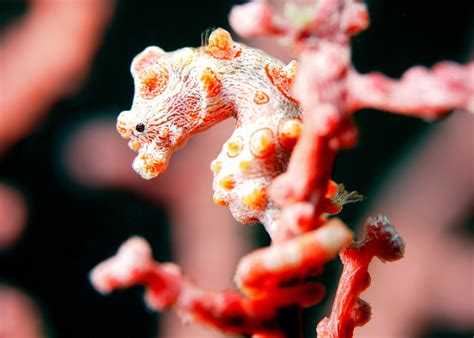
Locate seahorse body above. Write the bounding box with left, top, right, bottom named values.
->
left=117, top=28, right=301, bottom=236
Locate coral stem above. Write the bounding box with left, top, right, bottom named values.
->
left=316, top=216, right=405, bottom=338
left=348, top=62, right=474, bottom=117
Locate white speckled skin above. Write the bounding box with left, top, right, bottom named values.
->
left=116, top=28, right=301, bottom=237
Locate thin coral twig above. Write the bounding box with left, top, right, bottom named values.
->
left=317, top=216, right=405, bottom=338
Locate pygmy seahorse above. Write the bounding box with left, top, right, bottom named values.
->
left=117, top=28, right=301, bottom=237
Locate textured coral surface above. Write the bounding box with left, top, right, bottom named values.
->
left=91, top=219, right=353, bottom=336
left=317, top=216, right=405, bottom=338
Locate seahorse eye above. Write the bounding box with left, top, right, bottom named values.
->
left=135, top=123, right=145, bottom=133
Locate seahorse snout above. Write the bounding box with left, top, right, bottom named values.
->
left=132, top=147, right=170, bottom=179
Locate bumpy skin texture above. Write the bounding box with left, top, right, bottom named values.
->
left=117, top=28, right=302, bottom=236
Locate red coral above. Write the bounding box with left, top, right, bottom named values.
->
left=230, top=0, right=472, bottom=242
left=348, top=62, right=474, bottom=118
left=91, top=237, right=288, bottom=336
left=317, top=216, right=405, bottom=338
left=91, top=219, right=353, bottom=337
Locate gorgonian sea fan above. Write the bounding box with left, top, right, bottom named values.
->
left=91, top=0, right=472, bottom=336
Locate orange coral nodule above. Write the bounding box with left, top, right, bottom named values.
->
left=200, top=67, right=222, bottom=97
left=239, top=160, right=252, bottom=173
left=210, top=159, right=222, bottom=174
left=219, top=175, right=236, bottom=190
left=209, top=28, right=233, bottom=50
left=242, top=186, right=267, bottom=211
left=265, top=61, right=298, bottom=103
left=226, top=137, right=243, bottom=158
left=278, top=119, right=302, bottom=149
left=139, top=68, right=169, bottom=99
left=253, top=90, right=270, bottom=104
left=206, top=28, right=241, bottom=60
left=250, top=128, right=275, bottom=158
left=213, top=193, right=229, bottom=206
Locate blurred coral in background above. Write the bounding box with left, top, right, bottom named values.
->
left=1, top=1, right=113, bottom=336
left=0, top=284, right=45, bottom=338
left=0, top=0, right=113, bottom=152
left=0, top=1, right=473, bottom=337
left=355, top=112, right=474, bottom=338
left=0, top=183, right=27, bottom=251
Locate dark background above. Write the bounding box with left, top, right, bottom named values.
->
left=0, top=1, right=472, bottom=337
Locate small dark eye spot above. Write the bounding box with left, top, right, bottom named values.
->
left=136, top=123, right=145, bottom=132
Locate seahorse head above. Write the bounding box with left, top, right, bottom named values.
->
left=117, top=45, right=209, bottom=179
left=117, top=29, right=246, bottom=179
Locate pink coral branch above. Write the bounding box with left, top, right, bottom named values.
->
left=229, top=3, right=462, bottom=332
left=90, top=237, right=281, bottom=336
left=0, top=0, right=113, bottom=152
left=235, top=219, right=353, bottom=295
left=316, top=216, right=405, bottom=338
left=230, top=0, right=473, bottom=243
left=91, top=219, right=353, bottom=336
left=229, top=1, right=283, bottom=38
left=90, top=237, right=326, bottom=336
left=348, top=62, right=474, bottom=118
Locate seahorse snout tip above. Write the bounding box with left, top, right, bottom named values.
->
left=132, top=152, right=170, bottom=180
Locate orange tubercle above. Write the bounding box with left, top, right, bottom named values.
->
left=253, top=90, right=270, bottom=104
left=139, top=68, right=169, bottom=99
left=226, top=137, right=243, bottom=158
left=242, top=186, right=267, bottom=211
left=219, top=175, right=235, bottom=190
left=200, top=67, right=222, bottom=97
left=213, top=193, right=229, bottom=206
left=239, top=160, right=252, bottom=173
left=250, top=128, right=275, bottom=158
left=265, top=61, right=298, bottom=103
left=210, top=159, right=222, bottom=174
left=206, top=28, right=241, bottom=60
left=209, top=28, right=232, bottom=50
left=278, top=118, right=302, bottom=149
